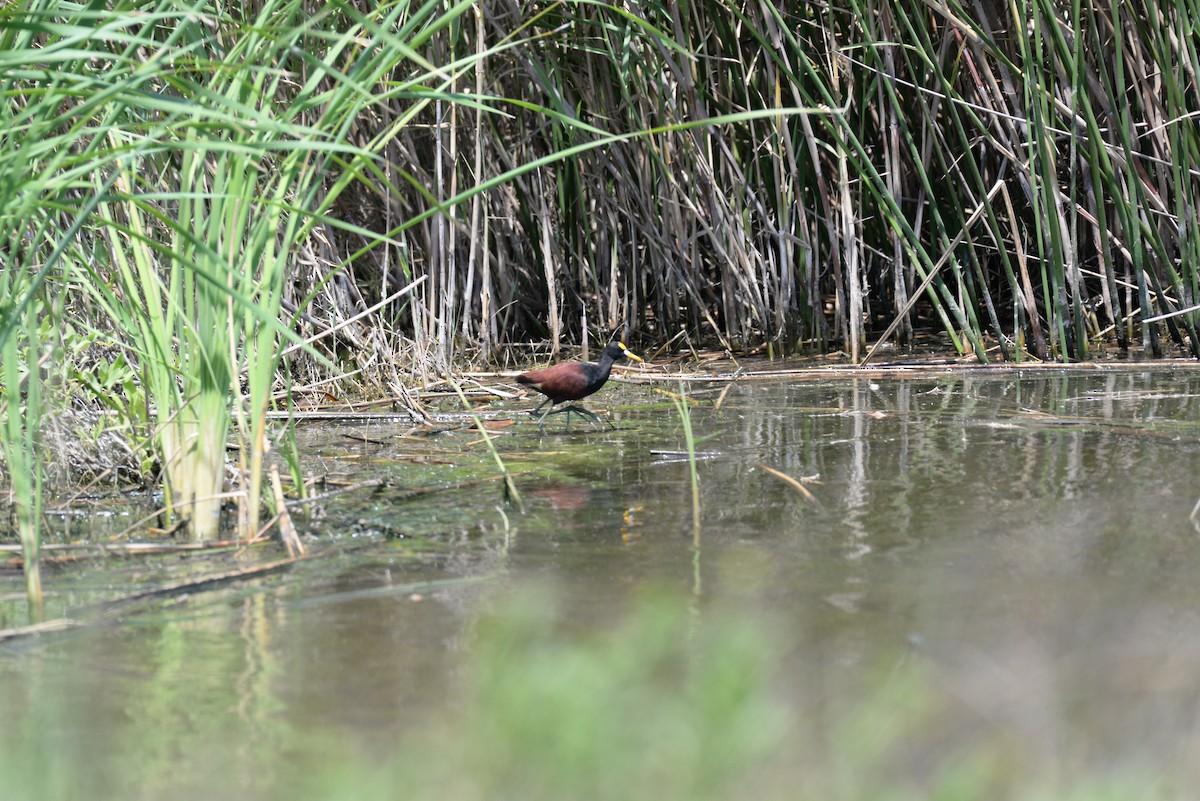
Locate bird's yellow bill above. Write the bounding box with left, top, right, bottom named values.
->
left=617, top=341, right=644, bottom=362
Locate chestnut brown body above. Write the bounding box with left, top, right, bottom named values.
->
left=516, top=341, right=642, bottom=431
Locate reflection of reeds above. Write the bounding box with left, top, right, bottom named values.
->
left=671, top=381, right=702, bottom=537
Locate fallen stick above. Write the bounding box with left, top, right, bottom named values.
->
left=0, top=618, right=81, bottom=642
left=72, top=554, right=313, bottom=617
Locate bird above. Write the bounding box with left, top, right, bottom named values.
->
left=516, top=341, right=644, bottom=432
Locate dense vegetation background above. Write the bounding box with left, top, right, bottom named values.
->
left=2, top=0, right=1199, bottom=574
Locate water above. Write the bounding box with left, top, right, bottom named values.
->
left=4, top=365, right=1200, bottom=798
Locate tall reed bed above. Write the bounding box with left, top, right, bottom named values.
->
left=335, top=0, right=1199, bottom=364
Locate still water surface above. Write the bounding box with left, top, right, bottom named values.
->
left=5, top=365, right=1200, bottom=797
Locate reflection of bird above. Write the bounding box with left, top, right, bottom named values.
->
left=531, top=483, right=591, bottom=511
left=516, top=341, right=644, bottom=432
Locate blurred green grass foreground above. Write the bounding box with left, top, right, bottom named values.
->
left=317, top=591, right=1169, bottom=801
left=1, top=589, right=1175, bottom=801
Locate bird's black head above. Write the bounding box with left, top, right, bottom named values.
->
left=604, top=340, right=643, bottom=364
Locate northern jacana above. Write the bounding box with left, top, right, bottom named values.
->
left=516, top=341, right=643, bottom=432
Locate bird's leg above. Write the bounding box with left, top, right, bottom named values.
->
left=528, top=396, right=553, bottom=418
left=534, top=403, right=598, bottom=433
left=535, top=403, right=566, bottom=433
left=533, top=403, right=608, bottom=434
left=561, top=404, right=601, bottom=429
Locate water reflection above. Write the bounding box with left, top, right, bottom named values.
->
left=4, top=367, right=1200, bottom=797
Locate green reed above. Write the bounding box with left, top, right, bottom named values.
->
left=0, top=0, right=533, bottom=539
left=670, top=382, right=702, bottom=536
left=450, top=377, right=524, bottom=512
left=0, top=294, right=44, bottom=622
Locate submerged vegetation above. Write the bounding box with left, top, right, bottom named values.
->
left=1, top=2, right=1199, bottom=589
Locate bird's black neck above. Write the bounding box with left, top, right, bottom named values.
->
left=592, top=346, right=622, bottom=381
